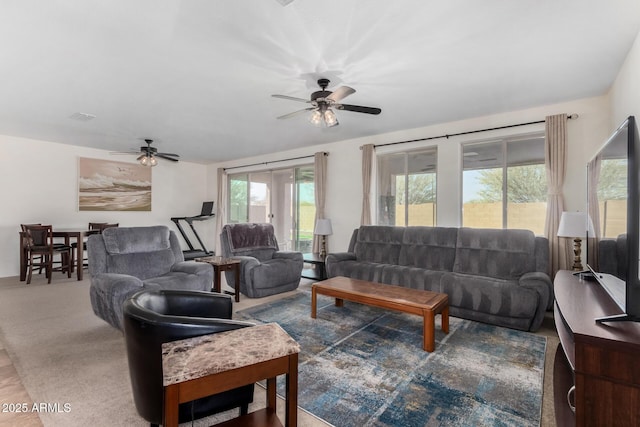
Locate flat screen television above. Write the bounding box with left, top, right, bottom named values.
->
left=586, top=115, right=640, bottom=323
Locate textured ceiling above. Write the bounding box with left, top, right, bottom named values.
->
left=1, top=0, right=639, bottom=163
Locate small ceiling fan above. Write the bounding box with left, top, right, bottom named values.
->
left=272, top=78, right=382, bottom=127
left=112, top=139, right=179, bottom=167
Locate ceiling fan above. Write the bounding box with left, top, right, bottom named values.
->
left=112, top=139, right=180, bottom=167
left=272, top=78, right=382, bottom=127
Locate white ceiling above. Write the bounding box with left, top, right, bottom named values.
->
left=1, top=0, right=639, bottom=164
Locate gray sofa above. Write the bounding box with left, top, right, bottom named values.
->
left=326, top=226, right=552, bottom=332
left=88, top=225, right=214, bottom=330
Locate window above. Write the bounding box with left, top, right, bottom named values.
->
left=227, top=166, right=315, bottom=252
left=462, top=135, right=547, bottom=234
left=377, top=148, right=437, bottom=226
left=597, top=158, right=627, bottom=238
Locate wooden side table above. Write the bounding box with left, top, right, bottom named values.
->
left=162, top=323, right=300, bottom=427
left=301, top=253, right=326, bottom=281
left=195, top=256, right=242, bottom=302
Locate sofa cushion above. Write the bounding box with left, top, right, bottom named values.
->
left=441, top=272, right=538, bottom=320
left=102, top=226, right=171, bottom=255
left=398, top=226, right=458, bottom=271
left=143, top=272, right=209, bottom=291
left=249, top=258, right=303, bottom=290
left=354, top=226, right=404, bottom=264
left=107, top=250, right=175, bottom=280
left=453, top=228, right=536, bottom=280
left=224, top=223, right=278, bottom=254
left=379, top=265, right=445, bottom=292
left=327, top=260, right=387, bottom=283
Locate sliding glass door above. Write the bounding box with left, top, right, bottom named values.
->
left=227, top=165, right=314, bottom=251
left=295, top=166, right=315, bottom=252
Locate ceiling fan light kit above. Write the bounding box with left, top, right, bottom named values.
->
left=111, top=139, right=180, bottom=166
left=309, top=104, right=339, bottom=128
left=139, top=154, right=158, bottom=167
left=273, top=78, right=380, bottom=128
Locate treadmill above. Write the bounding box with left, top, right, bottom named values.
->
left=170, top=201, right=215, bottom=260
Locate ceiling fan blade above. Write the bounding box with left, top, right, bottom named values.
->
left=272, top=94, right=310, bottom=103
left=157, top=152, right=179, bottom=157
left=336, top=104, right=382, bottom=115
left=327, top=86, right=355, bottom=102
left=277, top=108, right=315, bottom=120
left=136, top=154, right=146, bottom=161
left=156, top=154, right=179, bottom=162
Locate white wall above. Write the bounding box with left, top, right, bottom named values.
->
left=610, top=29, right=640, bottom=129
left=10, top=35, right=640, bottom=279
left=0, top=134, right=210, bottom=278
left=210, top=96, right=610, bottom=254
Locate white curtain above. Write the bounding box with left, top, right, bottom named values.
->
left=215, top=167, right=227, bottom=256
left=361, top=144, right=374, bottom=225
left=544, top=113, right=570, bottom=277
left=312, top=152, right=327, bottom=254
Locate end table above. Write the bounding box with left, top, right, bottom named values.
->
left=195, top=256, right=242, bottom=302
left=301, top=253, right=326, bottom=281
left=162, top=323, right=300, bottom=427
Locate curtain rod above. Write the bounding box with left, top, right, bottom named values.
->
left=223, top=152, right=328, bottom=172
left=369, top=113, right=579, bottom=149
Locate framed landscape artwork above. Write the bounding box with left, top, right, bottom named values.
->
left=78, top=157, right=152, bottom=211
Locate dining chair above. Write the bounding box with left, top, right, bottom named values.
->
left=71, top=222, right=119, bottom=268
left=20, top=223, right=68, bottom=277
left=22, top=224, right=72, bottom=284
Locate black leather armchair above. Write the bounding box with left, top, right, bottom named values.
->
left=122, top=289, right=255, bottom=426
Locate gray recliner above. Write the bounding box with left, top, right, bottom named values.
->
left=220, top=223, right=303, bottom=298
left=598, top=233, right=627, bottom=280
left=88, top=225, right=213, bottom=330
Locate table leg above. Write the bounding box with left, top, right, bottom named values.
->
left=311, top=286, right=317, bottom=318
left=234, top=264, right=240, bottom=303
left=285, top=353, right=298, bottom=427
left=266, top=377, right=277, bottom=411
left=75, top=233, right=83, bottom=280
left=163, top=384, right=179, bottom=427
left=335, top=298, right=343, bottom=307
left=213, top=265, right=222, bottom=293
left=441, top=305, right=449, bottom=334
left=423, top=309, right=435, bottom=352
left=19, top=234, right=26, bottom=281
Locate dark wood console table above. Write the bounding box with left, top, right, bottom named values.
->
left=553, top=270, right=640, bottom=426
left=301, top=253, right=327, bottom=281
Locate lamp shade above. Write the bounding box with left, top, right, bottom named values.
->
left=557, top=211, right=595, bottom=238
left=314, top=218, right=333, bottom=236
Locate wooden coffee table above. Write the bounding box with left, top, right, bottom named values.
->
left=311, top=276, right=449, bottom=352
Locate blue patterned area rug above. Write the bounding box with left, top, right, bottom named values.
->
left=236, top=290, right=546, bottom=427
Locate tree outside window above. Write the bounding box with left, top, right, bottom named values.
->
left=378, top=149, right=437, bottom=226
left=463, top=136, right=547, bottom=234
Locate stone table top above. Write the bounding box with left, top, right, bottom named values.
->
left=162, top=323, right=300, bottom=386
left=194, top=255, right=241, bottom=266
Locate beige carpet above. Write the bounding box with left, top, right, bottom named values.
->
left=0, top=274, right=558, bottom=426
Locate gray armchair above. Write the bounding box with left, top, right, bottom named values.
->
left=598, top=233, right=627, bottom=280
left=220, top=223, right=303, bottom=298
left=88, top=225, right=213, bottom=330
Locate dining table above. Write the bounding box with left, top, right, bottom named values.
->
left=19, top=228, right=96, bottom=282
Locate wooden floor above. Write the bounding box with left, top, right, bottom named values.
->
left=0, top=348, right=42, bottom=426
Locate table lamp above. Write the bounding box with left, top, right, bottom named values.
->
left=314, top=219, right=333, bottom=258
left=557, top=211, right=595, bottom=271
